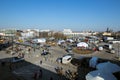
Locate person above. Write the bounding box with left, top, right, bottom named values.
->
left=28, top=47, right=31, bottom=53
left=33, top=72, right=37, bottom=80
left=50, top=77, right=53, bottom=80
left=1, top=61, right=5, bottom=66
left=40, top=60, right=42, bottom=65
left=9, top=63, right=12, bottom=71
left=39, top=69, right=42, bottom=78
left=21, top=53, right=23, bottom=57
left=34, top=48, right=35, bottom=52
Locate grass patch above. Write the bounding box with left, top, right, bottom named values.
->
left=73, top=48, right=94, bottom=54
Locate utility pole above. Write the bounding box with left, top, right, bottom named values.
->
left=11, top=28, right=15, bottom=50
left=118, top=43, right=120, bottom=60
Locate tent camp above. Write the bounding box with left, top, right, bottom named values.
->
left=86, top=70, right=117, bottom=80
left=96, top=61, right=120, bottom=73
left=77, top=42, right=88, bottom=48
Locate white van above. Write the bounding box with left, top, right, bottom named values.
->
left=62, top=55, right=72, bottom=64
left=104, top=44, right=112, bottom=50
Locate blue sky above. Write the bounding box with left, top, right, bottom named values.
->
left=0, top=0, right=120, bottom=31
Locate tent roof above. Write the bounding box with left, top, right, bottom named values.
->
left=86, top=70, right=117, bottom=80
left=96, top=61, right=120, bottom=73
left=62, top=55, right=72, bottom=60
left=77, top=42, right=88, bottom=47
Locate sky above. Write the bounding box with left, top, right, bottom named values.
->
left=0, top=0, right=120, bottom=31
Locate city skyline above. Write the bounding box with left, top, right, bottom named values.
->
left=0, top=0, right=120, bottom=31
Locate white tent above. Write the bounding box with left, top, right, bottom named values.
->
left=86, top=70, right=117, bottom=80
left=96, top=61, right=120, bottom=73
left=57, top=40, right=65, bottom=45
left=32, top=38, right=46, bottom=43
left=0, top=33, right=5, bottom=36
left=66, top=39, right=74, bottom=43
left=98, top=46, right=103, bottom=51
left=77, top=42, right=88, bottom=48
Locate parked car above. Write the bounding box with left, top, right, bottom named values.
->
left=56, top=57, right=62, bottom=63
left=41, top=51, right=51, bottom=55
left=62, top=55, right=72, bottom=64
left=66, top=47, right=72, bottom=53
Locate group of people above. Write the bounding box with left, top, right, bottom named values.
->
left=33, top=69, right=43, bottom=80
left=33, top=69, right=53, bottom=80
left=65, top=70, right=78, bottom=80
left=18, top=52, right=24, bottom=58
left=54, top=66, right=78, bottom=80
left=55, top=66, right=63, bottom=76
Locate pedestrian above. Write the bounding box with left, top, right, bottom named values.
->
left=50, top=77, right=53, bottom=80
left=22, top=53, right=25, bottom=58
left=39, top=69, right=42, bottom=78
left=40, top=60, right=42, bottom=65
left=1, top=61, right=6, bottom=66
left=34, top=48, right=35, bottom=52
left=9, top=63, right=12, bottom=71
left=28, top=47, right=31, bottom=52
left=33, top=72, right=37, bottom=80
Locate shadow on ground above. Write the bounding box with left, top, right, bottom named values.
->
left=0, top=57, right=68, bottom=80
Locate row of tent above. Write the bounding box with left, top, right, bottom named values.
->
left=58, top=40, right=89, bottom=48
left=32, top=39, right=89, bottom=48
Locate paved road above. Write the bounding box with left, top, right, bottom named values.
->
left=0, top=43, right=119, bottom=80
left=2, top=45, right=77, bottom=80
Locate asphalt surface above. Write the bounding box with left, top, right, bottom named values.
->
left=0, top=42, right=119, bottom=80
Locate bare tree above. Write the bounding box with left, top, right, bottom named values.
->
left=53, top=32, right=67, bottom=40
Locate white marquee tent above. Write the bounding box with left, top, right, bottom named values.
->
left=32, top=38, right=46, bottom=43
left=57, top=40, right=65, bottom=45
left=77, top=42, right=88, bottom=48
left=86, top=70, right=117, bottom=80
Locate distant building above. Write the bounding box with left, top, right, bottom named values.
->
left=40, top=29, right=50, bottom=32
left=103, top=32, right=112, bottom=36
left=39, top=29, right=53, bottom=38
left=20, top=29, right=39, bottom=38
left=21, top=31, right=34, bottom=38
left=32, top=38, right=46, bottom=44
left=0, top=29, right=16, bottom=37
left=63, top=29, right=94, bottom=38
